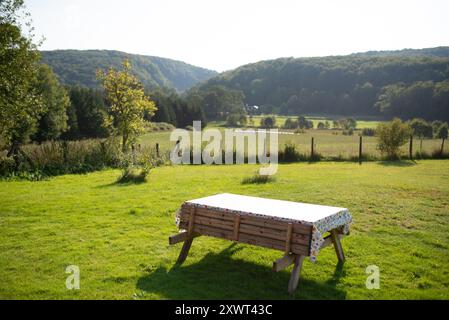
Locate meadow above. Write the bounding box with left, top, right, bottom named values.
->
left=1, top=161, right=448, bottom=299
left=246, top=115, right=382, bottom=129
left=139, top=127, right=448, bottom=160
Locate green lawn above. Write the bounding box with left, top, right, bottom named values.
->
left=1, top=161, right=449, bottom=299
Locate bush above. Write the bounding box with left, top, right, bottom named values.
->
left=116, top=167, right=148, bottom=184
left=260, top=116, right=276, bottom=128
left=342, top=129, right=354, bottom=136
left=146, top=122, right=175, bottom=132
left=242, top=171, right=276, bottom=184
left=376, top=118, right=412, bottom=159
left=0, top=137, right=168, bottom=179
left=278, top=142, right=306, bottom=162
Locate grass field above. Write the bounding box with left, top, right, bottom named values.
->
left=246, top=115, right=382, bottom=129
left=139, top=129, right=448, bottom=160
left=1, top=161, right=448, bottom=299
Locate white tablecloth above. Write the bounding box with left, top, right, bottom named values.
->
left=179, top=193, right=352, bottom=262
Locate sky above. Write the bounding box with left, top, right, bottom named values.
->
left=26, top=0, right=449, bottom=72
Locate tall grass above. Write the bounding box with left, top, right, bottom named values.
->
left=0, top=138, right=168, bottom=180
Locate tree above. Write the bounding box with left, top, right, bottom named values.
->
left=226, top=113, right=247, bottom=127
left=297, top=116, right=313, bottom=129
left=376, top=118, right=412, bottom=159
left=0, top=0, right=44, bottom=159
left=283, top=118, right=299, bottom=129
left=409, top=118, right=433, bottom=139
left=33, top=64, right=70, bottom=142
left=97, top=60, right=157, bottom=152
left=436, top=123, right=448, bottom=155
left=62, top=86, right=109, bottom=140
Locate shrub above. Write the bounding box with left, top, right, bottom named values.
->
left=342, top=129, right=354, bottom=136
left=278, top=142, right=306, bottom=162
left=0, top=138, right=164, bottom=179
left=116, top=167, right=148, bottom=184
left=146, top=122, right=175, bottom=132
left=317, top=122, right=326, bottom=130
left=260, top=116, right=276, bottom=128
left=376, top=118, right=412, bottom=159
left=242, top=171, right=276, bottom=184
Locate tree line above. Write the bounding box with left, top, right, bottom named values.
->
left=190, top=55, right=449, bottom=122
left=0, top=0, right=208, bottom=155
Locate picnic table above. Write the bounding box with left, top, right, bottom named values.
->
left=169, top=193, right=352, bottom=294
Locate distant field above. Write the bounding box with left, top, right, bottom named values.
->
left=1, top=161, right=448, bottom=299
left=245, top=115, right=382, bottom=129
left=139, top=128, right=448, bottom=160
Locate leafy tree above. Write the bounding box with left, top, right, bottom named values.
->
left=63, top=86, right=109, bottom=140
left=436, top=123, right=448, bottom=155
left=33, top=64, right=70, bottom=142
left=409, top=118, right=433, bottom=138
left=97, top=60, right=157, bottom=151
left=226, top=113, right=247, bottom=127
left=191, top=54, right=449, bottom=121
left=432, top=120, right=443, bottom=136
left=297, top=116, right=313, bottom=129
left=0, top=0, right=44, bottom=158
left=317, top=122, right=326, bottom=129
left=376, top=118, right=412, bottom=159
left=283, top=118, right=299, bottom=129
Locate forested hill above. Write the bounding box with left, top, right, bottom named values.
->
left=351, top=46, right=449, bottom=58
left=194, top=49, right=449, bottom=122
left=41, top=50, right=218, bottom=92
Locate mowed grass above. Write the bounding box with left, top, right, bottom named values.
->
left=1, top=161, right=449, bottom=299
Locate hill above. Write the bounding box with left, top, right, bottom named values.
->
left=192, top=48, right=449, bottom=122
left=351, top=46, right=449, bottom=58
left=41, top=50, right=218, bottom=92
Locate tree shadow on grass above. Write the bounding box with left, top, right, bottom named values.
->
left=377, top=160, right=416, bottom=167
left=136, top=244, right=347, bottom=300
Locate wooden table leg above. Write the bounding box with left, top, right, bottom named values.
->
left=176, top=237, right=194, bottom=265
left=330, top=229, right=345, bottom=263
left=288, top=255, right=305, bottom=294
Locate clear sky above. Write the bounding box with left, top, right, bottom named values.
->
left=26, top=0, right=449, bottom=72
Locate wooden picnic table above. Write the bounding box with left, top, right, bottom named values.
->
left=169, top=193, right=352, bottom=294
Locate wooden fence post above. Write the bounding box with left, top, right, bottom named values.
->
left=359, top=135, right=363, bottom=165
left=311, top=137, right=314, bottom=160
left=156, top=143, right=160, bottom=157
left=441, top=138, right=446, bottom=156
left=409, top=135, right=413, bottom=160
